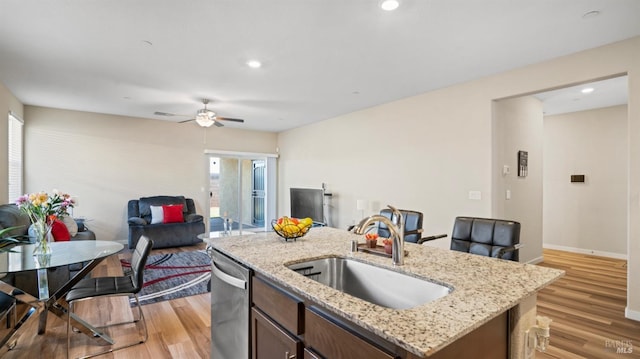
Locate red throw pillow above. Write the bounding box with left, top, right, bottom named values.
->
left=51, top=220, right=71, bottom=241
left=162, top=204, right=184, bottom=223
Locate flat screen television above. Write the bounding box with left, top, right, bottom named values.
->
left=290, top=188, right=324, bottom=224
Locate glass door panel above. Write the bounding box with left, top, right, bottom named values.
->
left=251, top=160, right=265, bottom=227
left=208, top=155, right=272, bottom=235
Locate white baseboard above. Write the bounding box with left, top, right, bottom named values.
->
left=543, top=244, right=627, bottom=260
left=625, top=307, right=640, bottom=322
left=526, top=256, right=544, bottom=264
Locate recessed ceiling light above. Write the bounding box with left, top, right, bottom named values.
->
left=247, top=60, right=262, bottom=69
left=380, top=0, right=400, bottom=11
left=581, top=87, right=595, bottom=94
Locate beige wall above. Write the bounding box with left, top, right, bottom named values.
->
left=23, top=106, right=277, bottom=243
left=278, top=83, right=494, bottom=248
left=493, top=96, right=544, bottom=263
left=0, top=82, right=24, bottom=204
left=543, top=105, right=628, bottom=256
left=276, top=36, right=640, bottom=319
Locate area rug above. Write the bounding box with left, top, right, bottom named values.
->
left=120, top=250, right=211, bottom=305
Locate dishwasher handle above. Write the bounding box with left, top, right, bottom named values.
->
left=212, top=260, right=247, bottom=290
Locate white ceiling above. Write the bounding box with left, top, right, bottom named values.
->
left=0, top=0, right=639, bottom=132
left=534, top=76, right=628, bottom=116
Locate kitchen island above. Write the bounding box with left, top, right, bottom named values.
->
left=206, top=226, right=563, bottom=358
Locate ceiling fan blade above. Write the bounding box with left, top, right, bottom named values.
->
left=154, top=111, right=176, bottom=116
left=214, top=121, right=224, bottom=127
left=155, top=111, right=191, bottom=117
left=178, top=119, right=196, bottom=123
left=216, top=117, right=245, bottom=123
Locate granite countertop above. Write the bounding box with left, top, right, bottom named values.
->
left=206, top=226, right=564, bottom=357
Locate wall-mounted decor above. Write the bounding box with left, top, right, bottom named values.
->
left=518, top=150, right=528, bottom=177
left=570, top=175, right=585, bottom=183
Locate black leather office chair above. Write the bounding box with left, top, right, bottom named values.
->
left=66, top=236, right=153, bottom=358
left=449, top=217, right=521, bottom=261
left=377, top=208, right=447, bottom=244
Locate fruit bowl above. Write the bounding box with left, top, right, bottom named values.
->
left=271, top=217, right=313, bottom=241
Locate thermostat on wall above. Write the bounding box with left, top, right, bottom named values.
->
left=570, top=175, right=585, bottom=183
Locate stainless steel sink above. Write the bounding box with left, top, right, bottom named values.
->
left=287, top=257, right=451, bottom=310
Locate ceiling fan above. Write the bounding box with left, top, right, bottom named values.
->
left=154, top=99, right=245, bottom=127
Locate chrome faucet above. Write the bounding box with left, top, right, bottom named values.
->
left=351, top=205, right=405, bottom=265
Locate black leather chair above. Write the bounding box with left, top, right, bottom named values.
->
left=449, top=217, right=521, bottom=261
left=66, top=236, right=153, bottom=358
left=0, top=292, right=16, bottom=329
left=377, top=208, right=447, bottom=244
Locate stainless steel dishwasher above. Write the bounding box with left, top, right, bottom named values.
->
left=208, top=247, right=252, bottom=359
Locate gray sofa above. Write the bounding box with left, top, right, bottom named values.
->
left=0, top=204, right=96, bottom=242
left=0, top=204, right=96, bottom=297
left=127, top=195, right=205, bottom=249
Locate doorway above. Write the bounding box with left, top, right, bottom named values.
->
left=207, top=152, right=277, bottom=235
left=537, top=76, right=629, bottom=258
left=493, top=75, right=629, bottom=261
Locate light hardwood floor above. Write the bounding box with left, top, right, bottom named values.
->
left=536, top=249, right=639, bottom=359
left=2, top=246, right=639, bottom=358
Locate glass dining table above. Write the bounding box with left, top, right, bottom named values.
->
left=0, top=240, right=124, bottom=352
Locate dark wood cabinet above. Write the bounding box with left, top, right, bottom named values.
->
left=303, top=348, right=323, bottom=359
left=305, top=307, right=397, bottom=359
left=252, top=275, right=304, bottom=335
left=252, top=307, right=303, bottom=359
left=251, top=273, right=508, bottom=359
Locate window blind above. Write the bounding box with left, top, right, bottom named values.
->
left=8, top=112, right=23, bottom=202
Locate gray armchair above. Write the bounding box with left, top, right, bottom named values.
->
left=127, top=195, right=205, bottom=249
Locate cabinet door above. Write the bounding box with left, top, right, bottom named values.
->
left=252, top=307, right=302, bottom=359
left=303, top=348, right=323, bottom=359
left=305, top=308, right=396, bottom=359
left=253, top=275, right=304, bottom=335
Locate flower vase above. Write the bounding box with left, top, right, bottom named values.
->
left=32, top=221, right=53, bottom=256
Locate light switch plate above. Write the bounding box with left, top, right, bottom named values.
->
left=468, top=190, right=482, bottom=200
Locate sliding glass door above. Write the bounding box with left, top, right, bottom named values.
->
left=207, top=152, right=276, bottom=235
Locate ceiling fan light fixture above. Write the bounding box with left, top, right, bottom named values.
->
left=196, top=109, right=215, bottom=127
left=196, top=115, right=214, bottom=127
